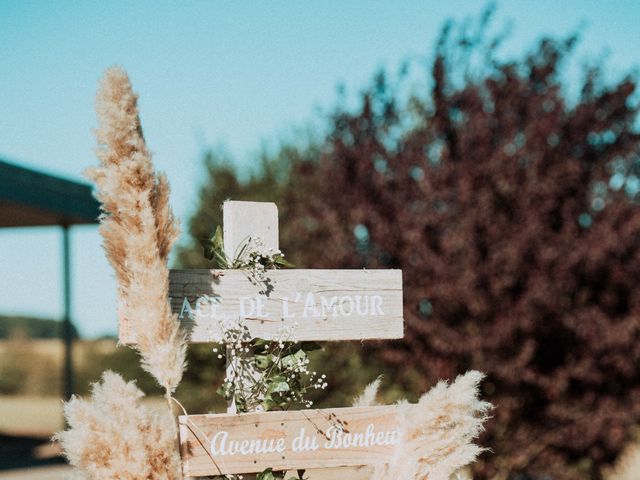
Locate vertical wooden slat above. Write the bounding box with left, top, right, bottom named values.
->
left=222, top=201, right=279, bottom=480
left=223, top=200, right=279, bottom=257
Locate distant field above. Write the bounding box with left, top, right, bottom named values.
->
left=0, top=338, right=117, bottom=364
left=0, top=337, right=176, bottom=438
left=0, top=338, right=163, bottom=398
left=0, top=465, right=71, bottom=479
left=0, top=395, right=167, bottom=437
left=0, top=396, right=63, bottom=437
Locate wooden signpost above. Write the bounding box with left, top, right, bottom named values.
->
left=179, top=405, right=401, bottom=476
left=119, top=200, right=406, bottom=477
left=162, top=269, right=403, bottom=343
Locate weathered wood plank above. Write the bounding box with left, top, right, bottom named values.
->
left=179, top=405, right=401, bottom=476
left=155, top=268, right=403, bottom=343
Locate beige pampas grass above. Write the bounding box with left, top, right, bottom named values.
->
left=355, top=370, right=490, bottom=480
left=86, top=66, right=186, bottom=395
left=352, top=376, right=381, bottom=407
left=55, top=371, right=182, bottom=480
left=604, top=437, right=640, bottom=480
left=55, top=67, right=185, bottom=480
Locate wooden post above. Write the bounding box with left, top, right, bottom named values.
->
left=221, top=201, right=278, bottom=480
left=215, top=201, right=379, bottom=480
left=223, top=200, right=278, bottom=259
left=223, top=200, right=279, bottom=412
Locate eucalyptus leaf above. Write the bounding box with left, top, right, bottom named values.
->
left=202, top=225, right=229, bottom=268
left=267, top=377, right=290, bottom=394
left=281, top=349, right=306, bottom=369
left=255, top=353, right=273, bottom=369
left=234, top=239, right=251, bottom=264
left=257, top=468, right=277, bottom=480
left=274, top=255, right=295, bottom=268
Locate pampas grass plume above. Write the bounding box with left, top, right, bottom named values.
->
left=55, top=371, right=182, bottom=480
left=353, top=376, right=382, bottom=407
left=605, top=439, right=640, bottom=480
left=86, top=66, right=186, bottom=395
left=353, top=370, right=491, bottom=480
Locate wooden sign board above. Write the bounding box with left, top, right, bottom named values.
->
left=132, top=268, right=404, bottom=344
left=179, top=405, right=402, bottom=476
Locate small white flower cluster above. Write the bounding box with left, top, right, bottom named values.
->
left=270, top=322, right=297, bottom=347
left=234, top=235, right=285, bottom=285
left=281, top=354, right=324, bottom=408
left=315, top=373, right=329, bottom=391
left=211, top=319, right=252, bottom=359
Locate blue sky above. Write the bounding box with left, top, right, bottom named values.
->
left=0, top=1, right=638, bottom=338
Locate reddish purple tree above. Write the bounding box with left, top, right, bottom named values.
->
left=284, top=21, right=640, bottom=480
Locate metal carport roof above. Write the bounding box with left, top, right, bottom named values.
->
left=0, top=159, right=99, bottom=227
left=0, top=158, right=100, bottom=401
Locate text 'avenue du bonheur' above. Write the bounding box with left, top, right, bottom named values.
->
left=210, top=423, right=399, bottom=457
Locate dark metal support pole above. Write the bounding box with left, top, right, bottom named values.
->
left=62, top=225, right=74, bottom=401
